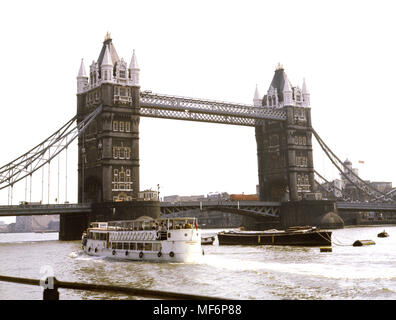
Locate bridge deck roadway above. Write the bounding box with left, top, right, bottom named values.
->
left=336, top=202, right=396, bottom=212
left=0, top=204, right=91, bottom=217
left=1, top=201, right=396, bottom=218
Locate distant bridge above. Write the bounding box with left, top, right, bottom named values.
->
left=160, top=200, right=281, bottom=219
left=161, top=200, right=396, bottom=218
left=336, top=202, right=396, bottom=212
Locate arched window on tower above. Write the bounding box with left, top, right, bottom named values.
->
left=119, top=147, right=125, bottom=159
left=119, top=168, right=125, bottom=183
left=125, top=147, right=131, bottom=159
left=112, top=169, right=119, bottom=191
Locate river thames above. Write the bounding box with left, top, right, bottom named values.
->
left=1, top=225, right=396, bottom=300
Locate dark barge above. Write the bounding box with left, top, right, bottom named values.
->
left=218, top=227, right=332, bottom=246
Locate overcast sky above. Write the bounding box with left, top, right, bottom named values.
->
left=1, top=0, right=396, bottom=223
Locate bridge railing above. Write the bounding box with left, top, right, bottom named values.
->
left=160, top=200, right=281, bottom=207
left=0, top=203, right=92, bottom=216
left=0, top=274, right=225, bottom=300
left=0, top=203, right=90, bottom=209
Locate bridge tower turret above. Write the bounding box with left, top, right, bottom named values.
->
left=76, top=59, right=88, bottom=94
left=129, top=49, right=140, bottom=86
left=253, top=84, right=261, bottom=107
left=76, top=33, right=141, bottom=203
left=255, top=64, right=315, bottom=202
left=302, top=78, right=310, bottom=107
left=100, top=44, right=114, bottom=83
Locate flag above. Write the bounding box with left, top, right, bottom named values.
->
left=358, top=160, right=365, bottom=164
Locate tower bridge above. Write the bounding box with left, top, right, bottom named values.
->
left=1, top=34, right=396, bottom=239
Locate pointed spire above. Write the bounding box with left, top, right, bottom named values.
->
left=129, top=49, right=139, bottom=70
left=253, top=84, right=261, bottom=107
left=101, top=45, right=113, bottom=67
left=302, top=77, right=310, bottom=107
left=302, top=78, right=308, bottom=94
left=77, top=59, right=88, bottom=93
left=254, top=84, right=261, bottom=100
left=77, top=59, right=87, bottom=78
left=283, top=74, right=292, bottom=93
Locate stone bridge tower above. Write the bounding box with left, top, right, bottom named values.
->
left=76, top=33, right=141, bottom=203
left=255, top=64, right=314, bottom=202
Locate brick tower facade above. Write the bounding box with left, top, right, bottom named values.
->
left=255, top=65, right=314, bottom=202
left=76, top=33, right=140, bottom=203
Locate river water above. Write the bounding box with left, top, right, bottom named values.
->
left=1, top=225, right=396, bottom=300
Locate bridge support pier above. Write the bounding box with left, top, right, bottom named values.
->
left=241, top=216, right=281, bottom=231
left=59, top=212, right=88, bottom=241
left=59, top=201, right=160, bottom=241
left=280, top=200, right=344, bottom=229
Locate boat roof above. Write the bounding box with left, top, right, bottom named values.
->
left=89, top=216, right=196, bottom=226
left=88, top=217, right=197, bottom=231
left=109, top=217, right=196, bottom=223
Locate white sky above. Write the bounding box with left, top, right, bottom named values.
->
left=1, top=0, right=396, bottom=223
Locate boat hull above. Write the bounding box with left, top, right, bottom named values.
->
left=83, top=228, right=203, bottom=263
left=218, top=230, right=332, bottom=246
left=83, top=245, right=203, bottom=263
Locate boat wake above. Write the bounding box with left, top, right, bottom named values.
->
left=202, top=254, right=396, bottom=280
left=69, top=251, right=106, bottom=261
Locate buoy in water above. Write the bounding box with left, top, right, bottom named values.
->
left=353, top=240, right=375, bottom=247
left=377, top=231, right=389, bottom=238
left=320, top=247, right=332, bottom=252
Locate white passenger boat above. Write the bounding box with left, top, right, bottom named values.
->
left=81, top=216, right=203, bottom=263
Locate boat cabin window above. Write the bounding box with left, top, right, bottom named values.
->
left=89, top=232, right=107, bottom=240
left=167, top=218, right=196, bottom=230
left=104, top=217, right=197, bottom=234
left=111, top=242, right=116, bottom=249
left=123, top=243, right=129, bottom=250
left=153, top=243, right=161, bottom=251
left=137, top=243, right=144, bottom=250
left=130, top=243, right=136, bottom=251
left=144, top=243, right=152, bottom=251
left=90, top=222, right=108, bottom=229
left=116, top=243, right=123, bottom=250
